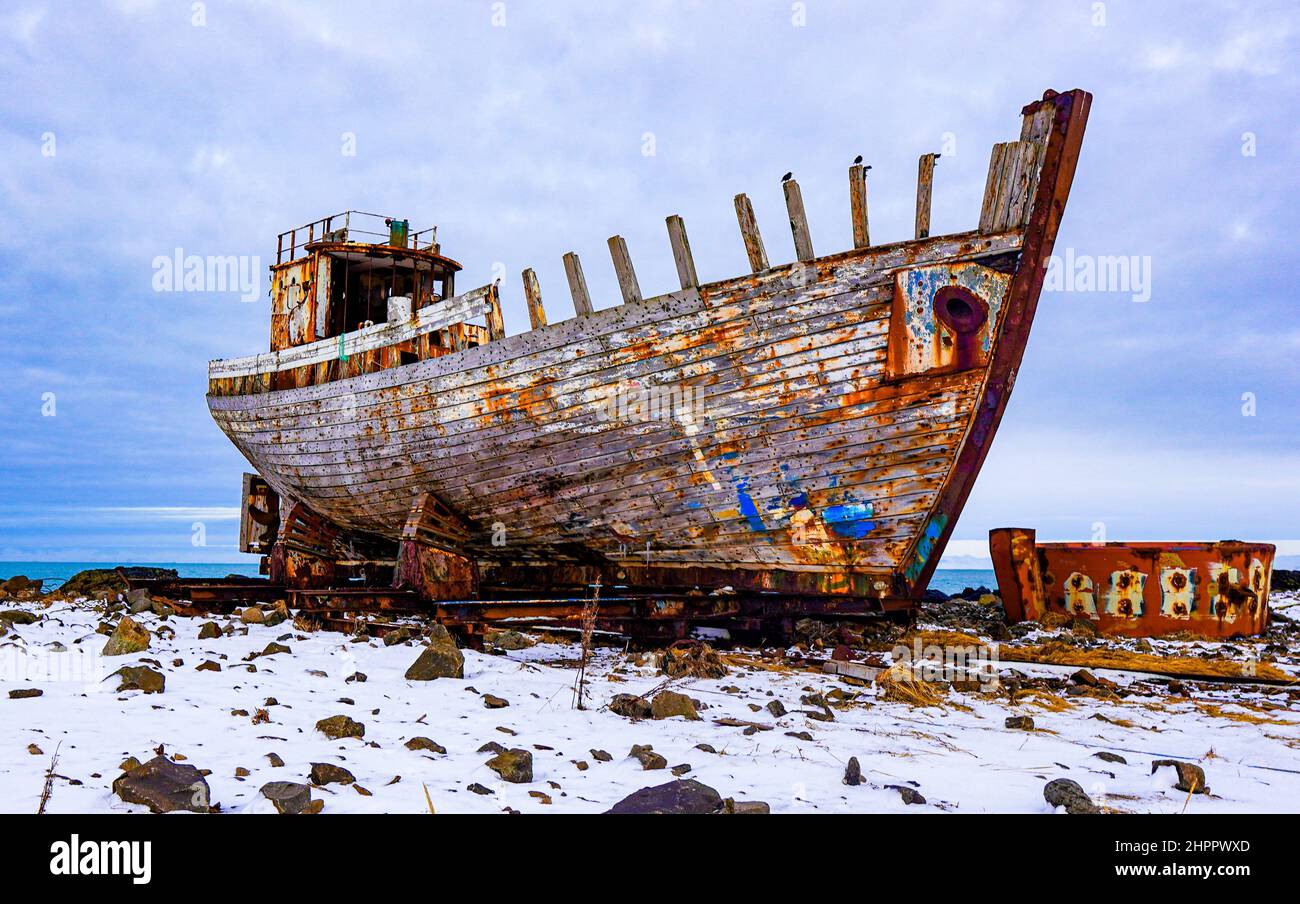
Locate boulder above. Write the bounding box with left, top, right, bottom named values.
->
left=125, top=588, right=153, bottom=614
left=113, top=666, right=165, bottom=694
left=766, top=700, right=787, bottom=718
left=383, top=626, right=412, bottom=646
left=887, top=785, right=927, bottom=805
left=482, top=694, right=509, bottom=709
left=1151, top=759, right=1208, bottom=794
left=609, top=693, right=652, bottom=719
left=9, top=688, right=42, bottom=699
left=605, top=779, right=723, bottom=814
left=1043, top=778, right=1098, bottom=814
left=404, top=624, right=464, bottom=680
left=197, top=622, right=222, bottom=640
left=2, top=575, right=38, bottom=595
left=1004, top=715, right=1035, bottom=731
left=315, top=715, right=365, bottom=740
left=112, top=756, right=210, bottom=814
left=843, top=756, right=862, bottom=786
left=309, top=763, right=356, bottom=786
left=102, top=616, right=150, bottom=656
left=485, top=748, right=533, bottom=783
left=490, top=630, right=535, bottom=650
left=405, top=737, right=447, bottom=754
left=1094, top=751, right=1127, bottom=765
left=240, top=606, right=265, bottom=624
left=0, top=609, right=39, bottom=625
left=261, top=781, right=313, bottom=814
left=62, top=567, right=176, bottom=597
left=650, top=690, right=700, bottom=721
left=629, top=744, right=667, bottom=771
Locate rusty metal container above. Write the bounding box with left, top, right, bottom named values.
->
left=990, top=527, right=1274, bottom=638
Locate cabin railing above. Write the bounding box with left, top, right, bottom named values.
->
left=275, top=210, right=438, bottom=265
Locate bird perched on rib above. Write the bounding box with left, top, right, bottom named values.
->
left=781, top=172, right=793, bottom=183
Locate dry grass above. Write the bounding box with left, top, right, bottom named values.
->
left=36, top=743, right=60, bottom=815
left=1020, top=689, right=1075, bottom=712
left=1193, top=702, right=1298, bottom=726
left=571, top=580, right=601, bottom=710
left=877, top=663, right=947, bottom=707
left=905, top=629, right=993, bottom=652
left=1000, top=641, right=1295, bottom=684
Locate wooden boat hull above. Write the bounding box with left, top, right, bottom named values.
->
left=990, top=528, right=1274, bottom=638
left=208, top=90, right=1092, bottom=606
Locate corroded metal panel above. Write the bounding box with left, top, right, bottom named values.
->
left=991, top=527, right=1274, bottom=638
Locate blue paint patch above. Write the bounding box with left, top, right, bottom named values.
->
left=904, top=512, right=950, bottom=582
left=822, top=502, right=876, bottom=539
left=735, top=482, right=766, bottom=532
left=790, top=493, right=809, bottom=510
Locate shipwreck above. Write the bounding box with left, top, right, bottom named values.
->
left=204, top=89, right=1092, bottom=638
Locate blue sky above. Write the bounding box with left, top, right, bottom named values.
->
left=0, top=0, right=1296, bottom=568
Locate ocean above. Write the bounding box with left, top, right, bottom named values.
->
left=0, top=561, right=999, bottom=597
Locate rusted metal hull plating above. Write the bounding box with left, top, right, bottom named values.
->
left=990, top=528, right=1274, bottom=638
left=207, top=90, right=1092, bottom=609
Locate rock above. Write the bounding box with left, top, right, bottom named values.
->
left=0, top=609, right=39, bottom=625
left=405, top=737, right=446, bottom=754
left=196, top=660, right=221, bottom=672
left=266, top=752, right=285, bottom=767
left=629, top=744, right=667, bottom=771
left=9, top=688, right=42, bottom=699
left=467, top=783, right=494, bottom=795
left=112, top=756, right=210, bottom=814
left=490, top=630, right=535, bottom=650
left=1134, top=639, right=1154, bottom=653
left=102, top=616, right=150, bottom=656
left=315, top=715, right=365, bottom=740
left=1151, top=760, right=1208, bottom=794
left=404, top=625, right=465, bottom=680
left=258, top=642, right=291, bottom=657
left=843, top=756, right=862, bottom=786
left=670, top=763, right=692, bottom=776
left=262, top=609, right=288, bottom=627
left=887, top=785, right=927, bottom=805
left=119, top=756, right=142, bottom=772
left=590, top=749, right=612, bottom=763
left=2, top=575, right=38, bottom=594
left=1005, top=715, right=1035, bottom=731
left=477, top=741, right=506, bottom=755
left=605, top=779, right=723, bottom=815
left=1094, top=752, right=1127, bottom=765
left=126, top=588, right=153, bottom=614
left=786, top=730, right=814, bottom=741
left=609, top=693, right=653, bottom=719
left=113, top=666, right=165, bottom=694
left=240, top=606, right=265, bottom=624
left=695, top=743, right=717, bottom=754
left=766, top=700, right=787, bottom=718
left=261, top=781, right=313, bottom=814
left=1071, top=669, right=1099, bottom=686
left=482, top=694, right=509, bottom=709
left=383, top=627, right=411, bottom=646
left=197, top=622, right=222, bottom=640
left=485, top=749, right=533, bottom=783
left=309, top=762, right=356, bottom=786
left=728, top=800, right=771, bottom=814
left=62, top=567, right=175, bottom=597
left=650, top=690, right=700, bottom=720
left=1043, top=778, right=1098, bottom=814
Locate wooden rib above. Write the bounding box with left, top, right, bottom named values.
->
left=522, top=268, right=547, bottom=330
left=734, top=193, right=769, bottom=272
left=665, top=214, right=699, bottom=290
left=485, top=281, right=506, bottom=341
left=915, top=153, right=937, bottom=240
left=783, top=178, right=815, bottom=261
left=979, top=142, right=1013, bottom=234
left=562, top=252, right=594, bottom=316
left=849, top=163, right=870, bottom=249
left=607, top=235, right=642, bottom=305
left=1005, top=141, right=1042, bottom=228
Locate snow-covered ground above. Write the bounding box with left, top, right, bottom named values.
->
left=2, top=593, right=1298, bottom=814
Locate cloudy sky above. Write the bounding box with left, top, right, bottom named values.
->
left=1, top=0, right=1296, bottom=568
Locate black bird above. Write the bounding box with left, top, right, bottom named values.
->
left=781, top=171, right=793, bottom=182
left=853, top=154, right=863, bottom=165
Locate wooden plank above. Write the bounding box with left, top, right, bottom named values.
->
left=563, top=252, right=594, bottom=316
left=210, top=285, right=495, bottom=378
left=665, top=214, right=699, bottom=290
left=915, top=153, right=937, bottom=240
left=849, top=163, right=870, bottom=249
left=978, top=142, right=1013, bottom=234
left=783, top=178, right=815, bottom=261
left=1005, top=141, right=1041, bottom=228
left=607, top=235, right=642, bottom=305
left=522, top=268, right=547, bottom=329
left=734, top=193, right=769, bottom=272
left=485, top=281, right=506, bottom=341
